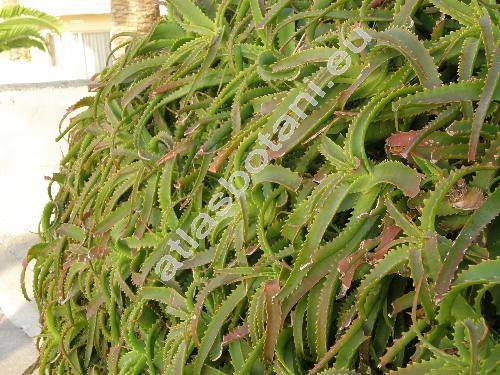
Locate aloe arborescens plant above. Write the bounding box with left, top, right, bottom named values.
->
left=24, top=0, right=500, bottom=374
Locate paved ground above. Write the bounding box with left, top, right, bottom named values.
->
left=0, top=234, right=40, bottom=336
left=0, top=84, right=90, bottom=374
left=0, top=311, right=37, bottom=374
left=0, top=234, right=39, bottom=374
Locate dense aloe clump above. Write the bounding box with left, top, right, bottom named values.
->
left=24, top=0, right=500, bottom=374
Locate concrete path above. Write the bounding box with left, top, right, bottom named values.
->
left=0, top=84, right=90, bottom=374
left=0, top=234, right=39, bottom=374
left=0, top=234, right=40, bottom=337
left=0, top=311, right=37, bottom=374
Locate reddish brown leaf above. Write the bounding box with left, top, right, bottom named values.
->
left=372, top=224, right=401, bottom=261
left=385, top=130, right=432, bottom=159
left=151, top=78, right=186, bottom=96
left=263, top=279, right=281, bottom=361
left=369, top=0, right=385, bottom=9
left=338, top=239, right=377, bottom=297
left=157, top=141, right=193, bottom=165
left=222, top=325, right=249, bottom=346
left=338, top=247, right=367, bottom=298
left=62, top=257, right=77, bottom=271
left=208, top=148, right=231, bottom=173
left=451, top=187, right=484, bottom=211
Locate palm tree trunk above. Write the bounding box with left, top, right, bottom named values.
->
left=111, top=0, right=159, bottom=36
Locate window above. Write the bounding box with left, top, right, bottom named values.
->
left=50, top=31, right=111, bottom=79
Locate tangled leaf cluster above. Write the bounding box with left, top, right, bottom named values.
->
left=25, top=0, right=500, bottom=374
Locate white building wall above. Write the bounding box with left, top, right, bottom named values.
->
left=0, top=1, right=112, bottom=84
left=0, top=31, right=111, bottom=84
left=0, top=85, right=89, bottom=234
left=19, top=0, right=110, bottom=16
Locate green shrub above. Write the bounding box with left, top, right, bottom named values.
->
left=24, top=0, right=499, bottom=374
